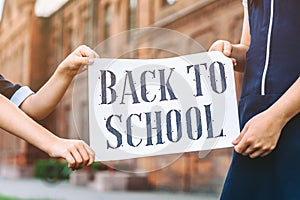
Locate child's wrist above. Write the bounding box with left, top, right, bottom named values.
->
left=44, top=135, right=62, bottom=158
left=267, top=106, right=289, bottom=129
left=56, top=63, right=77, bottom=79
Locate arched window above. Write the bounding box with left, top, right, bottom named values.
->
left=129, top=0, right=137, bottom=29
left=0, top=0, right=5, bottom=21
left=163, top=0, right=176, bottom=6
left=104, top=3, right=112, bottom=40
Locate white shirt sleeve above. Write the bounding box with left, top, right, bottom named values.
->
left=10, top=86, right=34, bottom=107
left=242, top=0, right=247, bottom=7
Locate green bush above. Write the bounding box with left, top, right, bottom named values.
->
left=90, top=162, right=109, bottom=171
left=34, top=159, right=71, bottom=182
left=0, top=195, right=18, bottom=200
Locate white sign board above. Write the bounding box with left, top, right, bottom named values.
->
left=88, top=52, right=239, bottom=161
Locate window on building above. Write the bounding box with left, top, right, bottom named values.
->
left=129, top=0, right=137, bottom=30
left=163, top=0, right=176, bottom=6
left=127, top=0, right=137, bottom=58
left=104, top=4, right=111, bottom=39
left=34, top=0, right=69, bottom=17
left=104, top=3, right=111, bottom=51
left=64, top=105, right=71, bottom=139
left=63, top=13, right=73, bottom=58
left=81, top=101, right=89, bottom=143
left=0, top=0, right=4, bottom=21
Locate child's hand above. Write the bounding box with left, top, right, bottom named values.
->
left=232, top=110, right=285, bottom=159
left=209, top=40, right=237, bottom=67
left=48, top=138, right=95, bottom=170
left=58, top=45, right=99, bottom=77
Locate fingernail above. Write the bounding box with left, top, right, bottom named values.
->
left=88, top=58, right=94, bottom=64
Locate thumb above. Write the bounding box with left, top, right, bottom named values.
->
left=209, top=40, right=225, bottom=52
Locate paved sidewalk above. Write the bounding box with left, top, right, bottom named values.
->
left=0, top=178, right=219, bottom=200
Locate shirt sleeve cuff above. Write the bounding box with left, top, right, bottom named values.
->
left=10, top=86, right=34, bottom=107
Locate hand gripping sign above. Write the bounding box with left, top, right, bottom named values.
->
left=88, top=51, right=239, bottom=161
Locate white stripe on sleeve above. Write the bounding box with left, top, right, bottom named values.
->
left=10, top=86, right=34, bottom=107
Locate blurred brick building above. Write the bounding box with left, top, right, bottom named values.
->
left=0, top=0, right=243, bottom=192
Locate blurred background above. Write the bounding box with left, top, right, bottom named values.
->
left=0, top=0, right=243, bottom=199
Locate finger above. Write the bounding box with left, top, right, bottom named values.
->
left=78, top=45, right=99, bottom=58
left=232, top=126, right=248, bottom=145
left=209, top=41, right=224, bottom=52
left=232, top=133, right=243, bottom=145
left=86, top=153, right=95, bottom=166
left=249, top=149, right=266, bottom=159
left=87, top=150, right=95, bottom=166
left=87, top=154, right=94, bottom=166
left=234, top=133, right=250, bottom=154
left=260, top=150, right=272, bottom=158
left=231, top=58, right=237, bottom=67
left=223, top=41, right=232, bottom=57
left=70, top=148, right=84, bottom=170
left=83, top=143, right=95, bottom=166
left=65, top=153, right=76, bottom=169
left=243, top=146, right=258, bottom=156
left=75, top=57, right=94, bottom=66
left=234, top=142, right=248, bottom=155
left=77, top=143, right=90, bottom=167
